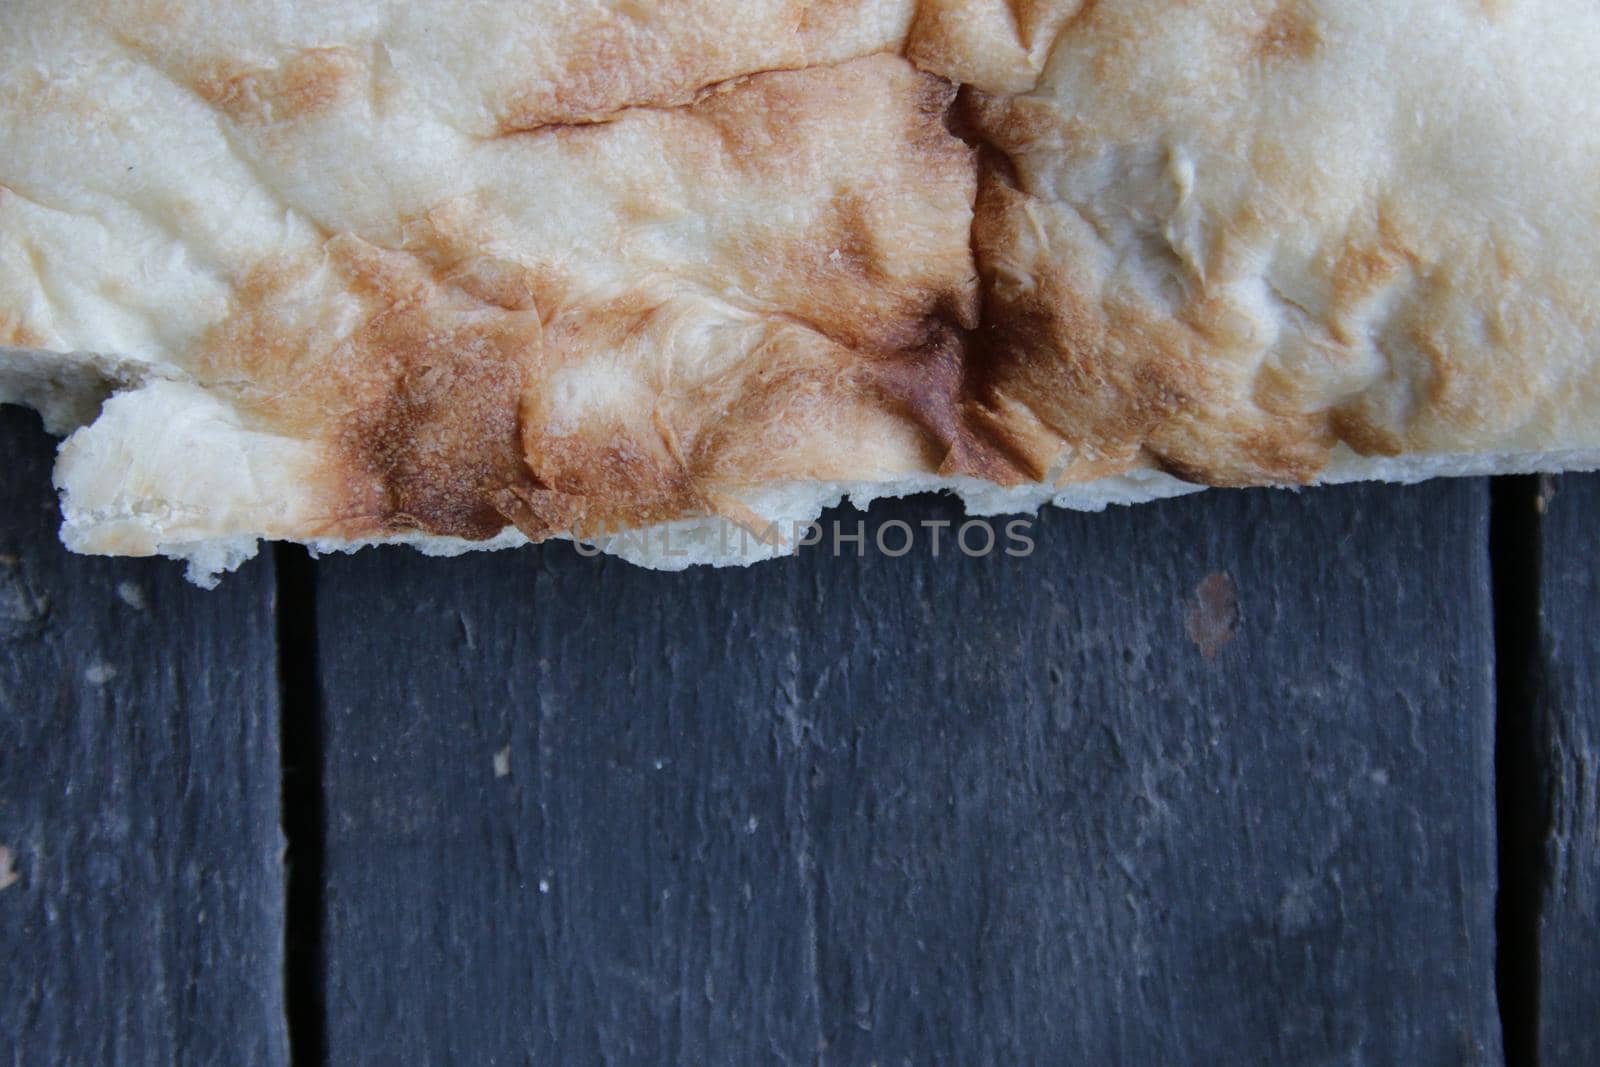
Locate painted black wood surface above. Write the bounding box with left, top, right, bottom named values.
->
left=312, top=480, right=1502, bottom=1064
left=1532, top=473, right=1600, bottom=1066
left=0, top=409, right=288, bottom=1066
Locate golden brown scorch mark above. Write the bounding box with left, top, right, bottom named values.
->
left=196, top=238, right=546, bottom=540
left=183, top=56, right=1029, bottom=545
left=179, top=28, right=1438, bottom=550
left=193, top=47, right=360, bottom=124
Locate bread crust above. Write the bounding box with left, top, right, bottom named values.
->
left=4, top=0, right=1600, bottom=579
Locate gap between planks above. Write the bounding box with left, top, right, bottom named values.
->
left=277, top=544, right=329, bottom=1067
left=1492, top=474, right=1546, bottom=1067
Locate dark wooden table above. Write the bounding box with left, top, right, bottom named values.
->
left=1, top=404, right=1594, bottom=1065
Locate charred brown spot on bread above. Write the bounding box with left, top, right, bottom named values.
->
left=192, top=241, right=544, bottom=540
left=727, top=192, right=977, bottom=356
left=967, top=284, right=1182, bottom=480
left=1329, top=406, right=1406, bottom=457
left=868, top=320, right=1039, bottom=483
left=957, top=173, right=1153, bottom=475
left=1256, top=3, right=1321, bottom=64
left=240, top=49, right=1340, bottom=527
left=188, top=55, right=1065, bottom=543
left=951, top=114, right=1348, bottom=488
left=318, top=243, right=546, bottom=540
left=194, top=47, right=360, bottom=125
left=338, top=325, right=536, bottom=540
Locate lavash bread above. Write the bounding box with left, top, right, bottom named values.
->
left=2, top=1, right=1597, bottom=584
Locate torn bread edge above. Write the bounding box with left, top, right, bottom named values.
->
left=5, top=351, right=1593, bottom=587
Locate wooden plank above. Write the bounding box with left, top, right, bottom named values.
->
left=316, top=550, right=821, bottom=1063
left=315, top=478, right=1500, bottom=1064
left=0, top=407, right=287, bottom=1066
left=1531, top=472, right=1600, bottom=1066
left=797, top=484, right=1500, bottom=1065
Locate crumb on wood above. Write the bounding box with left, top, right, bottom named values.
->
left=116, top=581, right=147, bottom=610
left=493, top=745, right=511, bottom=778
left=0, top=846, right=18, bottom=891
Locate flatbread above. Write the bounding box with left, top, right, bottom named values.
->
left=3, top=1, right=1597, bottom=582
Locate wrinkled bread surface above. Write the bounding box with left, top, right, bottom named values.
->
left=3, top=1, right=1599, bottom=581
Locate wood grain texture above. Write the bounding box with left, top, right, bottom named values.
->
left=315, top=479, right=1501, bottom=1065
left=1533, top=472, right=1600, bottom=1066
left=0, top=407, right=287, bottom=1067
